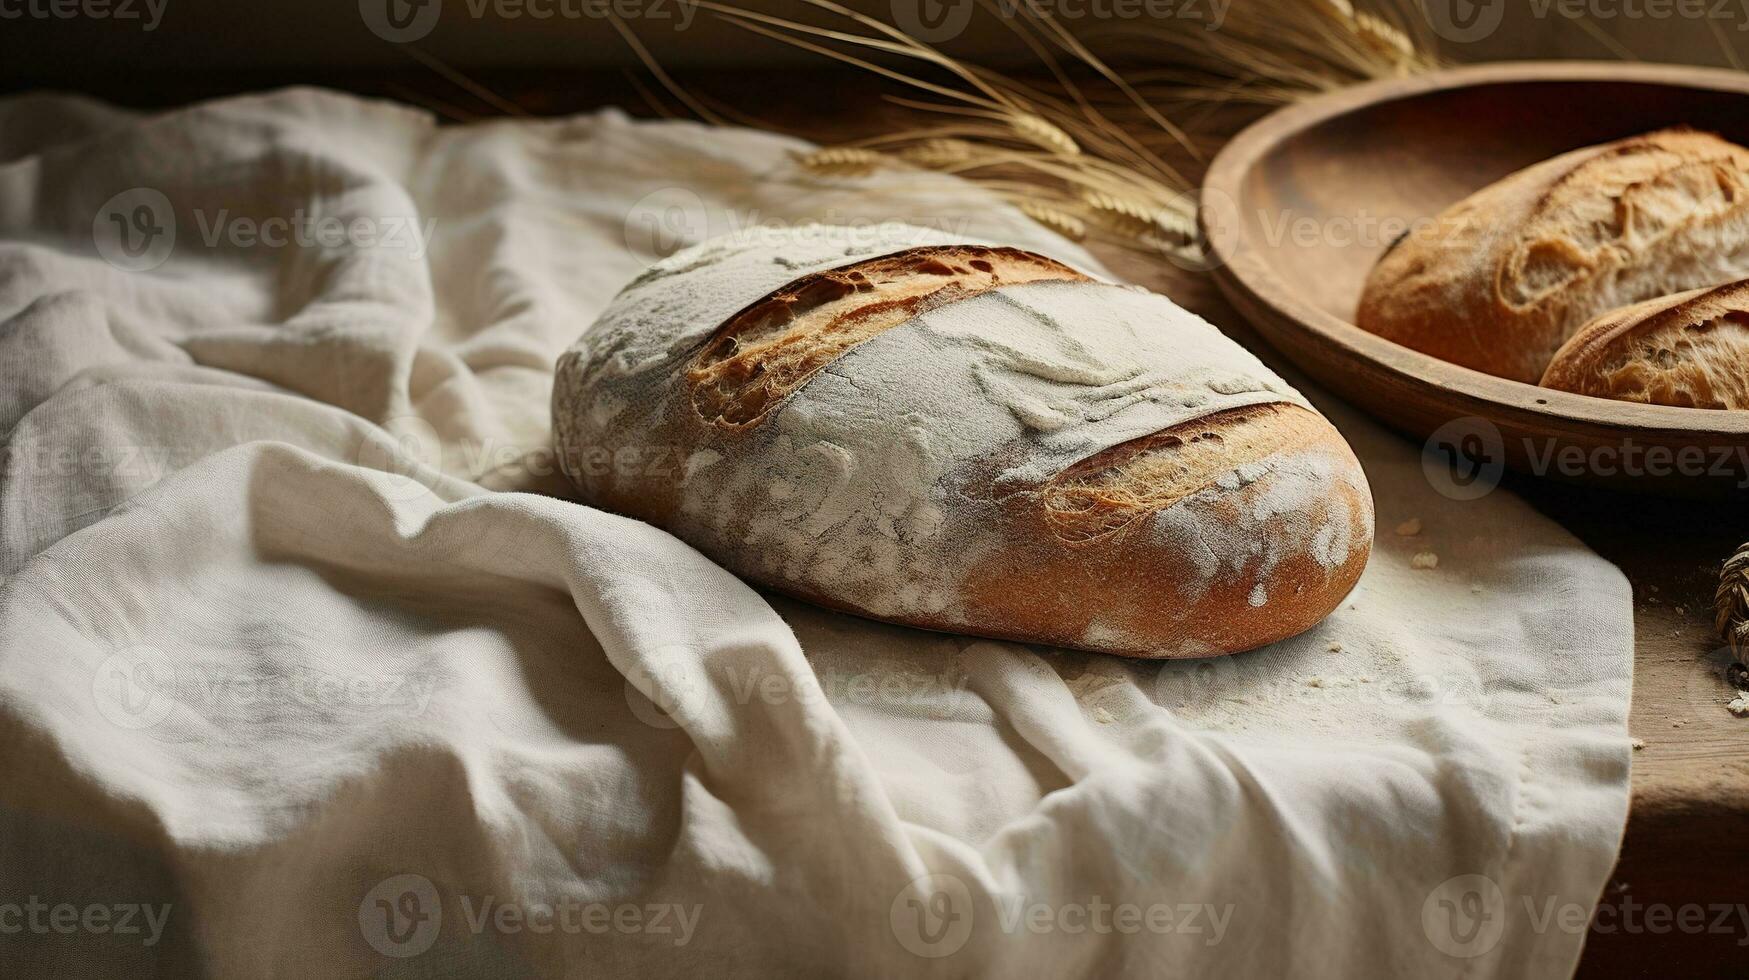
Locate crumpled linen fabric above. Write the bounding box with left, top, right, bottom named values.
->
left=0, top=89, right=1631, bottom=979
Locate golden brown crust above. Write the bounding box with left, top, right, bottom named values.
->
left=1358, top=129, right=1749, bottom=383
left=719, top=402, right=1373, bottom=660
left=961, top=404, right=1371, bottom=658
left=686, top=245, right=1087, bottom=429
left=1540, top=278, right=1749, bottom=409
left=1045, top=403, right=1306, bottom=546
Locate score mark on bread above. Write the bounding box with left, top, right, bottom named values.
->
left=1045, top=403, right=1299, bottom=546
left=687, top=246, right=1088, bottom=428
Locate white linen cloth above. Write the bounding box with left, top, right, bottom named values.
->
left=0, top=89, right=1632, bottom=979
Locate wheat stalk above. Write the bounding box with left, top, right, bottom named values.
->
left=1008, top=112, right=1081, bottom=157
left=1102, top=0, right=1440, bottom=111
left=1316, top=0, right=1420, bottom=68
left=1079, top=189, right=1169, bottom=235
left=1017, top=201, right=1088, bottom=241
left=616, top=1, right=1440, bottom=257
left=897, top=138, right=978, bottom=168
left=794, top=147, right=888, bottom=177
left=1716, top=543, right=1749, bottom=667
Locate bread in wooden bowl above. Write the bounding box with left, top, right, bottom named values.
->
left=553, top=224, right=1373, bottom=658
left=1541, top=278, right=1749, bottom=409
left=1357, top=128, right=1749, bottom=383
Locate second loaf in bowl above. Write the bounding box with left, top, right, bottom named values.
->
left=554, top=224, right=1373, bottom=658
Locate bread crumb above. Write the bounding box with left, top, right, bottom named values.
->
left=1411, top=552, right=1439, bottom=570
left=1326, top=640, right=1343, bottom=653
left=1305, top=676, right=1325, bottom=688
left=1394, top=517, right=1422, bottom=536
left=1728, top=694, right=1749, bottom=718
left=1630, top=738, right=1646, bottom=751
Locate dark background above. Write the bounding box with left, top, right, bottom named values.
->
left=1, top=0, right=1739, bottom=108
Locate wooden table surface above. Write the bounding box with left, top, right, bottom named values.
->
left=12, top=64, right=1744, bottom=978
left=1099, top=249, right=1749, bottom=980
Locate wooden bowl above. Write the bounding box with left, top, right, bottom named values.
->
left=1203, top=61, right=1749, bottom=497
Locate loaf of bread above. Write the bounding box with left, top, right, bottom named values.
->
left=1358, top=129, right=1749, bottom=383
left=1540, top=278, right=1749, bottom=409
left=554, top=224, right=1373, bottom=658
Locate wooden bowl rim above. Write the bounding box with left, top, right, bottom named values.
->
left=1203, top=59, right=1749, bottom=438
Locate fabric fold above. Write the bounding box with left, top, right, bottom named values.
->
left=0, top=89, right=1630, bottom=980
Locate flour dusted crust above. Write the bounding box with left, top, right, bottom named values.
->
left=1358, top=129, right=1749, bottom=383
left=555, top=224, right=1372, bottom=658
left=1541, top=278, right=1749, bottom=409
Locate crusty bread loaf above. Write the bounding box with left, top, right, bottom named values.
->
left=1357, top=129, right=1749, bottom=383
left=554, top=225, right=1372, bottom=658
left=1540, top=278, right=1749, bottom=409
